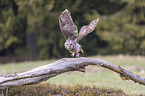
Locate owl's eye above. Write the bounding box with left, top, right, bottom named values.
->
left=70, top=44, right=72, bottom=45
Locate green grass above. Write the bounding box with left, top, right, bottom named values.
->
left=0, top=55, right=145, bottom=95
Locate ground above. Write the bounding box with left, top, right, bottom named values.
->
left=0, top=55, right=145, bottom=95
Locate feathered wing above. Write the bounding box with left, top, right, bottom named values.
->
left=76, top=18, right=99, bottom=42
left=59, top=9, right=78, bottom=40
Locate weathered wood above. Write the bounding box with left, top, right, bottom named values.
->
left=0, top=57, right=145, bottom=89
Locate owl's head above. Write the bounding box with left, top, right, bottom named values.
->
left=65, top=39, right=76, bottom=50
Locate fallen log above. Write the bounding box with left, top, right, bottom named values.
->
left=0, top=57, right=145, bottom=89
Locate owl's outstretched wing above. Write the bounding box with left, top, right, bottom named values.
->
left=59, top=9, right=78, bottom=40
left=76, top=18, right=99, bottom=42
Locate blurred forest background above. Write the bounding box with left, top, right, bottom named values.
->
left=0, top=0, right=145, bottom=62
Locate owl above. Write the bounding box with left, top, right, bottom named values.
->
left=59, top=9, right=99, bottom=57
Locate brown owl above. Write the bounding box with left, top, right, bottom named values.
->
left=59, top=9, right=99, bottom=57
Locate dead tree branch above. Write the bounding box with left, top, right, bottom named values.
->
left=0, top=57, right=145, bottom=89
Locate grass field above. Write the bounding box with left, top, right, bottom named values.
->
left=0, top=55, right=145, bottom=95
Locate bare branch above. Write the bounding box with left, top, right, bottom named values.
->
left=0, top=57, right=145, bottom=89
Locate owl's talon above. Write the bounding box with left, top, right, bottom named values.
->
left=76, top=53, right=80, bottom=57
left=70, top=53, right=75, bottom=57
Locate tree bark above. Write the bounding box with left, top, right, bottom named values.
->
left=0, top=57, right=145, bottom=89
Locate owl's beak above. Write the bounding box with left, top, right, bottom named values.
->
left=68, top=46, right=73, bottom=49
left=68, top=46, right=71, bottom=48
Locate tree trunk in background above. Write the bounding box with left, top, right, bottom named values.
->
left=26, top=24, right=39, bottom=60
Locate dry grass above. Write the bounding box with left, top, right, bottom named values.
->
left=2, top=83, right=127, bottom=96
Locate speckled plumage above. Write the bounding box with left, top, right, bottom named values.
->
left=59, top=9, right=99, bottom=57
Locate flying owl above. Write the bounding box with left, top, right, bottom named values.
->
left=59, top=9, right=99, bottom=57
